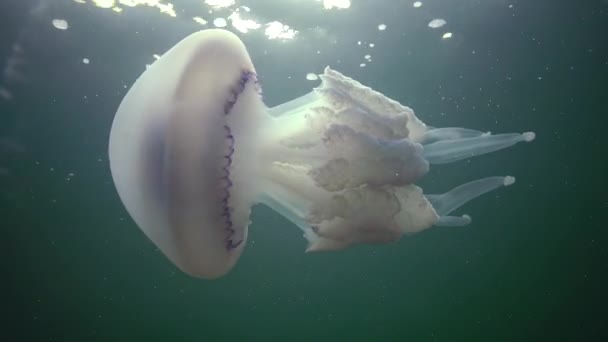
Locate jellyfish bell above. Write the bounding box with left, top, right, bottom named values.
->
left=109, top=29, right=535, bottom=279
left=109, top=29, right=264, bottom=278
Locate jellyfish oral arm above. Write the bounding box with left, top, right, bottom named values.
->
left=252, top=67, right=534, bottom=251
left=422, top=131, right=535, bottom=164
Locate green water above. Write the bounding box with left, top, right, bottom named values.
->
left=2, top=0, right=606, bottom=340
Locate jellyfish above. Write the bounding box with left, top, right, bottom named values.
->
left=108, top=29, right=535, bottom=279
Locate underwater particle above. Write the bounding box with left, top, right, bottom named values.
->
left=322, top=0, right=351, bottom=9
left=364, top=54, right=371, bottom=60
left=369, top=43, right=375, bottom=48
left=360, top=63, right=366, bottom=67
left=442, top=32, right=453, bottom=39
left=378, top=24, right=387, bottom=31
left=213, top=18, right=227, bottom=28
left=428, top=19, right=447, bottom=29
left=306, top=73, right=319, bottom=81
left=205, top=0, right=235, bottom=8
left=52, top=19, right=69, bottom=30
left=264, top=21, right=297, bottom=40
left=92, top=0, right=114, bottom=8
left=193, top=17, right=208, bottom=25
left=228, top=12, right=261, bottom=33
left=82, top=58, right=90, bottom=64
left=413, top=1, right=422, bottom=8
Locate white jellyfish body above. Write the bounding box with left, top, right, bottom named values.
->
left=108, top=29, right=535, bottom=279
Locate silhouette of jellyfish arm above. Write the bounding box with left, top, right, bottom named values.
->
left=109, top=29, right=535, bottom=279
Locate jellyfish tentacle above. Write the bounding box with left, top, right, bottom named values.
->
left=435, top=214, right=472, bottom=227
left=420, top=127, right=488, bottom=144
left=267, top=91, right=321, bottom=117
left=423, top=131, right=535, bottom=164
left=426, top=176, right=515, bottom=216
left=257, top=188, right=312, bottom=234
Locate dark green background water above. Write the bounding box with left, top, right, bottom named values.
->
left=1, top=0, right=606, bottom=340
